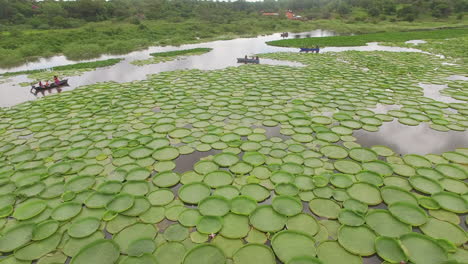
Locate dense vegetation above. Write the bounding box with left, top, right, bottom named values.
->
left=149, top=48, right=212, bottom=58
left=132, top=48, right=213, bottom=66
left=1, top=0, right=467, bottom=29
left=0, top=59, right=123, bottom=78
left=267, top=27, right=468, bottom=47
left=0, top=0, right=466, bottom=68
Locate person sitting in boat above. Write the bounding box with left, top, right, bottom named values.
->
left=38, top=81, right=44, bottom=88
left=256, top=56, right=259, bottom=60
left=45, top=81, right=49, bottom=87
left=315, top=45, right=320, bottom=53
left=53, top=76, right=60, bottom=85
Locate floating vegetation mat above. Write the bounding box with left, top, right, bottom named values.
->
left=1, top=59, right=124, bottom=81
left=0, top=49, right=466, bottom=264
left=131, top=48, right=212, bottom=66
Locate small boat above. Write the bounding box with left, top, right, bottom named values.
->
left=281, top=32, right=289, bottom=38
left=237, top=58, right=260, bottom=64
left=30, top=79, right=68, bottom=95
left=300, top=48, right=320, bottom=53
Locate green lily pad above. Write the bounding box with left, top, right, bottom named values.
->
left=179, top=209, right=201, bottom=227
left=338, top=209, right=365, bottom=226
left=68, top=217, right=100, bottom=238
left=420, top=217, right=467, bottom=246
left=316, top=241, right=361, bottom=264
left=70, top=239, right=120, bottom=264
left=220, top=213, right=250, bottom=239
left=179, top=182, right=211, bottom=204
left=365, top=209, right=411, bottom=238
left=388, top=202, right=428, bottom=226
left=233, top=243, right=275, bottom=264
left=152, top=147, right=180, bottom=161
left=240, top=184, right=270, bottom=202
left=14, top=232, right=62, bottom=261
left=309, top=198, right=340, bottom=219
left=400, top=233, right=448, bottom=264
left=199, top=196, right=230, bottom=217
left=381, top=186, right=418, bottom=205
left=197, top=216, right=223, bottom=234
left=375, top=236, right=408, bottom=263
left=272, top=195, right=302, bottom=217
left=51, top=202, right=82, bottom=221
left=114, top=223, right=157, bottom=254
left=230, top=196, right=257, bottom=215
left=409, top=176, right=443, bottom=194
left=213, top=153, right=239, bottom=167
left=153, top=242, right=186, bottom=264
left=182, top=244, right=225, bottom=264
left=106, top=194, right=135, bottom=213
left=0, top=223, right=35, bottom=252
left=347, top=183, right=382, bottom=205
left=271, top=230, right=316, bottom=263
left=286, top=213, right=319, bottom=236
left=13, top=200, right=47, bottom=220
left=337, top=225, right=376, bottom=256
left=164, top=224, right=189, bottom=241
left=148, top=189, right=174, bottom=206
left=127, top=239, right=156, bottom=257
left=432, top=192, right=467, bottom=213
left=249, top=205, right=286, bottom=233
left=32, top=220, right=59, bottom=241
left=203, top=171, right=233, bottom=188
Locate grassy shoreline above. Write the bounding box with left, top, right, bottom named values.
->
left=131, top=48, right=212, bottom=66
left=267, top=28, right=468, bottom=48
left=1, top=18, right=466, bottom=68
left=0, top=59, right=123, bottom=78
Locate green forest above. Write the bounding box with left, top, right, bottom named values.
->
left=2, top=0, right=467, bottom=29
left=0, top=0, right=467, bottom=68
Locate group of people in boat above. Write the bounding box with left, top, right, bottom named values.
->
left=244, top=55, right=259, bottom=60
left=37, top=76, right=61, bottom=89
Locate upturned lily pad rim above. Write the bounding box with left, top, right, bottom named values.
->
left=271, top=230, right=316, bottom=263
left=232, top=243, right=276, bottom=264
left=182, top=243, right=226, bottom=264
left=388, top=201, right=428, bottom=226
left=374, top=236, right=408, bottom=263
left=70, top=239, right=120, bottom=264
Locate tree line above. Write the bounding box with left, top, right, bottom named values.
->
left=1, top=0, right=467, bottom=30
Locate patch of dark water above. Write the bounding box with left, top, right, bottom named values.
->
left=354, top=120, right=468, bottom=155
left=174, top=149, right=220, bottom=174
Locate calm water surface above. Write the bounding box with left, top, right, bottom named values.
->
left=0, top=30, right=430, bottom=107
left=0, top=29, right=466, bottom=156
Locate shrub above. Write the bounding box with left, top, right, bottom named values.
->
left=63, top=43, right=104, bottom=60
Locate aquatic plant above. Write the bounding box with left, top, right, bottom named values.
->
left=1, top=59, right=123, bottom=80
left=267, top=28, right=468, bottom=48
left=0, top=45, right=466, bottom=264
left=131, top=48, right=212, bottom=66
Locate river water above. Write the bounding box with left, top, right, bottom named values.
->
left=0, top=29, right=466, bottom=156
left=0, top=29, right=429, bottom=107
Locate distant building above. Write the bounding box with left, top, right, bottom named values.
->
left=286, top=10, right=305, bottom=20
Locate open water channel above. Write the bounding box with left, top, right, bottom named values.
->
left=0, top=29, right=466, bottom=155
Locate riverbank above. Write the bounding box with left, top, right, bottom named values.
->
left=267, top=28, right=468, bottom=48
left=0, top=59, right=123, bottom=79
left=1, top=17, right=466, bottom=68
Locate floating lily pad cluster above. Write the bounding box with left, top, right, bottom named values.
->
left=131, top=48, right=213, bottom=66
left=0, top=49, right=466, bottom=264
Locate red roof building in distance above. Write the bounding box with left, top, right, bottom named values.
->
left=262, top=12, right=279, bottom=16
left=286, top=10, right=304, bottom=20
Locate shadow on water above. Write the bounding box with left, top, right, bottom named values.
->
left=354, top=120, right=468, bottom=155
